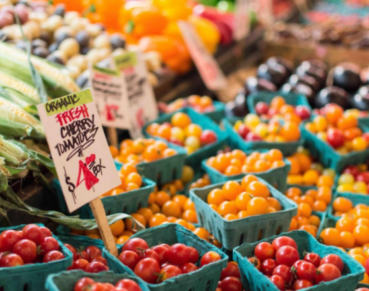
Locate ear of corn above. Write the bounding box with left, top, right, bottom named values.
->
left=0, top=85, right=40, bottom=109
left=0, top=42, right=80, bottom=98
left=0, top=96, right=45, bottom=138
left=0, top=135, right=29, bottom=166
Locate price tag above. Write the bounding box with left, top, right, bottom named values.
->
left=259, top=0, right=274, bottom=27
left=113, top=51, right=158, bottom=139
left=37, top=89, right=121, bottom=213
left=90, top=64, right=130, bottom=129
left=234, top=0, right=250, bottom=41
left=178, top=21, right=227, bottom=91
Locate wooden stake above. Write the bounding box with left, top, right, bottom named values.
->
left=107, top=127, right=118, bottom=146
left=89, top=197, right=118, bottom=257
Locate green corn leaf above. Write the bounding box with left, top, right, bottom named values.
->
left=0, top=118, right=35, bottom=138
left=0, top=135, right=29, bottom=166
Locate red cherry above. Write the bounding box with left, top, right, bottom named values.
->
left=327, top=128, right=344, bottom=148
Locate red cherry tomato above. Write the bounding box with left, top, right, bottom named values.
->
left=139, top=249, right=160, bottom=264
left=167, top=244, right=190, bottom=265
left=261, top=259, right=277, bottom=275
left=200, top=130, right=217, bottom=145
left=292, top=260, right=304, bottom=270
left=186, top=246, right=199, bottom=264
left=119, top=250, right=141, bottom=270
left=272, top=237, right=298, bottom=251
left=39, top=227, right=53, bottom=239
left=85, top=261, right=109, bottom=273
left=218, top=276, right=242, bottom=291
left=74, top=277, right=94, bottom=291
left=320, top=254, right=344, bottom=272
left=180, top=262, right=198, bottom=274
left=85, top=246, right=102, bottom=260
left=64, top=243, right=78, bottom=261
left=296, top=261, right=316, bottom=281
left=22, top=224, right=43, bottom=245
left=255, top=242, right=276, bottom=261
left=327, top=128, right=344, bottom=148
left=115, top=279, right=142, bottom=291
left=248, top=257, right=261, bottom=270
left=315, top=264, right=341, bottom=283
left=159, top=265, right=182, bottom=282
left=200, top=251, right=221, bottom=267
left=70, top=259, right=89, bottom=270
left=76, top=250, right=90, bottom=261
left=13, top=239, right=37, bottom=263
left=151, top=244, right=169, bottom=264
left=365, top=257, right=369, bottom=275
left=40, top=237, right=59, bottom=255
left=220, top=262, right=240, bottom=279
left=272, top=265, right=292, bottom=285
left=269, top=275, right=285, bottom=291
left=134, top=258, right=160, bottom=283
left=42, top=250, right=65, bottom=263
left=356, top=288, right=369, bottom=291
left=123, top=238, right=149, bottom=253
left=0, top=253, right=24, bottom=267
left=276, top=246, right=299, bottom=267
left=92, top=256, right=108, bottom=266
left=0, top=230, right=21, bottom=252
left=303, top=252, right=321, bottom=268
left=292, top=279, right=313, bottom=290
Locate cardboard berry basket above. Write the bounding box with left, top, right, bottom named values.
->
left=223, top=118, right=303, bottom=156
left=0, top=223, right=73, bottom=291
left=57, top=234, right=105, bottom=252
left=189, top=177, right=298, bottom=250
left=201, top=149, right=291, bottom=192
left=247, top=92, right=312, bottom=118
left=142, top=108, right=228, bottom=168
left=103, top=223, right=228, bottom=291
left=46, top=270, right=150, bottom=291
left=114, top=142, right=187, bottom=185
left=233, top=230, right=365, bottom=291
left=301, top=125, right=369, bottom=174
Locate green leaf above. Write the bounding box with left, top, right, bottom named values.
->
left=125, top=20, right=135, bottom=34
left=0, top=119, right=34, bottom=138
left=3, top=164, right=27, bottom=177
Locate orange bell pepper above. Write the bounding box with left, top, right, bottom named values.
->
left=53, top=0, right=84, bottom=13
left=188, top=15, right=220, bottom=54
left=94, top=0, right=122, bottom=31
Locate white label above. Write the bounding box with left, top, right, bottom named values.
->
left=113, top=51, right=158, bottom=139
left=234, top=0, right=250, bottom=40
left=37, top=89, right=121, bottom=212
left=259, top=0, right=274, bottom=27
left=178, top=21, right=227, bottom=91
left=89, top=65, right=130, bottom=129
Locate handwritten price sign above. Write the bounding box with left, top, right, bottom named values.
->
left=113, top=51, right=158, bottom=139
left=37, top=89, right=121, bottom=212
left=234, top=0, right=250, bottom=41
left=178, top=21, right=227, bottom=91
left=90, top=65, right=130, bottom=129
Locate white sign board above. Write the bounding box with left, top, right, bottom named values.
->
left=234, top=0, right=250, bottom=40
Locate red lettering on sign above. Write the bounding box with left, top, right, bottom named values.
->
left=55, top=104, right=90, bottom=126
left=76, top=160, right=99, bottom=190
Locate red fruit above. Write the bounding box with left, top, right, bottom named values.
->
left=115, top=279, right=142, bottom=291
left=167, top=244, right=190, bottom=265
left=356, top=172, right=369, bottom=184
left=363, top=133, right=369, bottom=144
left=237, top=124, right=250, bottom=139
left=13, top=239, right=37, bottom=263
left=180, top=262, right=198, bottom=274
left=261, top=259, right=277, bottom=275
left=292, top=279, right=313, bottom=290
left=39, top=227, right=53, bottom=239
left=272, top=237, right=298, bottom=251
left=74, top=277, right=94, bottom=291
left=327, top=128, right=344, bottom=148
left=118, top=250, right=140, bottom=270
left=64, top=244, right=78, bottom=261
left=138, top=249, right=160, bottom=264
left=42, top=250, right=65, bottom=263
left=356, top=289, right=369, bottom=291
left=123, top=238, right=149, bottom=253
left=85, top=246, right=102, bottom=260
left=218, top=277, right=242, bottom=291
left=0, top=230, right=21, bottom=252
left=272, top=265, right=292, bottom=285
left=269, top=275, right=285, bottom=291
left=169, top=137, right=184, bottom=146
left=85, top=261, right=109, bottom=273
left=295, top=106, right=310, bottom=120
left=220, top=262, right=241, bottom=279
left=152, top=244, right=169, bottom=264
left=365, top=257, right=369, bottom=275
left=0, top=253, right=24, bottom=267
left=70, top=259, right=90, bottom=270
left=315, top=264, right=341, bottom=283
left=343, top=166, right=360, bottom=178
left=200, top=130, right=218, bottom=146
left=276, top=246, right=299, bottom=267
left=303, top=252, right=321, bottom=268
left=292, top=260, right=304, bottom=270
left=22, top=224, right=43, bottom=245
left=159, top=265, right=182, bottom=282
left=40, top=237, right=60, bottom=255
left=76, top=250, right=90, bottom=261
left=320, top=254, right=344, bottom=272
left=296, top=261, right=316, bottom=281
left=255, top=102, right=269, bottom=115
left=134, top=258, right=160, bottom=283
left=200, top=251, right=221, bottom=267
left=248, top=257, right=261, bottom=270
left=92, top=256, right=108, bottom=266
left=254, top=242, right=275, bottom=262
left=246, top=132, right=262, bottom=141
left=186, top=247, right=199, bottom=264
left=268, top=107, right=279, bottom=117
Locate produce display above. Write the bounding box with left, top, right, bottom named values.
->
left=65, top=244, right=108, bottom=273
left=158, top=95, right=218, bottom=114
left=73, top=277, right=144, bottom=291
left=337, top=163, right=369, bottom=194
